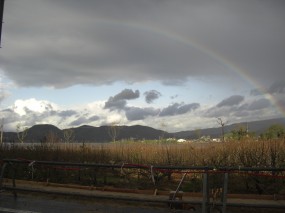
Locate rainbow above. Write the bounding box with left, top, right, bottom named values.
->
left=95, top=18, right=285, bottom=117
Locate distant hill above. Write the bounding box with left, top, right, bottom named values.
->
left=173, top=117, right=285, bottom=139
left=3, top=124, right=63, bottom=143
left=27, top=124, right=63, bottom=142
left=3, top=124, right=172, bottom=143
left=2, top=117, right=285, bottom=143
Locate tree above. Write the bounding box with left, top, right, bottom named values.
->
left=63, top=129, right=74, bottom=143
left=262, top=124, right=285, bottom=139
left=16, top=123, right=28, bottom=143
left=230, top=125, right=248, bottom=141
left=195, top=128, right=201, bottom=139
left=108, top=122, right=120, bottom=142
left=217, top=118, right=227, bottom=142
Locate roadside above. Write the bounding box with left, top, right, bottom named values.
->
left=1, top=179, right=285, bottom=213
left=0, top=192, right=190, bottom=213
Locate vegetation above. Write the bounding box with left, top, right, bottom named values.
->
left=217, top=117, right=227, bottom=142
left=261, top=124, right=285, bottom=140
left=63, top=129, right=74, bottom=143
left=16, top=123, right=28, bottom=143
left=1, top=124, right=285, bottom=195
left=1, top=123, right=285, bottom=167
left=108, top=123, right=121, bottom=142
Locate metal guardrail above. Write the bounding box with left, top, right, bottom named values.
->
left=1, top=159, right=285, bottom=213
left=2, top=158, right=285, bottom=171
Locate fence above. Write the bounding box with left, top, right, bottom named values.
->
left=1, top=158, right=285, bottom=213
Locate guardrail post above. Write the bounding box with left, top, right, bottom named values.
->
left=0, top=162, right=7, bottom=191
left=202, top=172, right=209, bottom=213
left=12, top=163, right=17, bottom=198
left=169, top=173, right=187, bottom=209
left=221, top=172, right=229, bottom=213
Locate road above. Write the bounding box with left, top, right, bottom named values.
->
left=1, top=192, right=285, bottom=213
left=0, top=192, right=191, bottom=213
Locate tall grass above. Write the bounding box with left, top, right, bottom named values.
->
left=1, top=139, right=285, bottom=194
left=1, top=139, right=285, bottom=167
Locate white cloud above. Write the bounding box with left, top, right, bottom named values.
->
left=1, top=94, right=282, bottom=132
left=13, top=98, right=58, bottom=116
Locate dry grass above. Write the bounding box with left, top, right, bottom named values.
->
left=1, top=139, right=285, bottom=194
left=1, top=139, right=285, bottom=167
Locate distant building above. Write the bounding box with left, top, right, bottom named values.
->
left=177, top=139, right=186, bottom=143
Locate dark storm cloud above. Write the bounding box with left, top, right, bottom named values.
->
left=233, top=111, right=249, bottom=117
left=1, top=108, right=13, bottom=113
left=159, top=102, right=200, bottom=117
left=104, top=99, right=126, bottom=111
left=57, top=110, right=77, bottom=117
left=68, top=114, right=99, bottom=126
left=7, top=109, right=54, bottom=128
left=247, top=98, right=271, bottom=111
left=112, top=89, right=140, bottom=101
left=251, top=81, right=285, bottom=96
left=250, top=89, right=262, bottom=96
left=206, top=96, right=273, bottom=119
left=205, top=107, right=233, bottom=118
left=206, top=95, right=244, bottom=118
left=237, top=103, right=249, bottom=111
left=216, top=95, right=244, bottom=107
left=268, top=81, right=285, bottom=94
left=0, top=108, right=21, bottom=129
left=104, top=89, right=140, bottom=110
left=144, top=90, right=161, bottom=104
left=88, top=115, right=100, bottom=122
left=176, top=103, right=200, bottom=114
left=125, top=102, right=199, bottom=120
left=125, top=107, right=159, bottom=121
left=1, top=0, right=284, bottom=88
left=69, top=117, right=88, bottom=126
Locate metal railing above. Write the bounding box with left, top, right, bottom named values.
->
left=1, top=158, right=285, bottom=213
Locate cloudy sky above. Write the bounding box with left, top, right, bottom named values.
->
left=0, top=0, right=285, bottom=132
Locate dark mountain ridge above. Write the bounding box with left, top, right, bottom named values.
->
left=3, top=124, right=172, bottom=143
left=3, top=117, right=285, bottom=143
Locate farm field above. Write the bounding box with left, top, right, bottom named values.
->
left=1, top=139, right=285, bottom=196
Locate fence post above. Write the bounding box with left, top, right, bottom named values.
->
left=221, top=172, right=229, bottom=213
left=171, top=173, right=187, bottom=200
left=0, top=162, right=7, bottom=191
left=202, top=172, right=209, bottom=213
left=12, top=163, right=17, bottom=198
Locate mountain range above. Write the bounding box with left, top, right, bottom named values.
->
left=3, top=117, right=285, bottom=143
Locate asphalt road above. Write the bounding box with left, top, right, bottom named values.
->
left=0, top=192, right=192, bottom=213
left=1, top=192, right=285, bottom=213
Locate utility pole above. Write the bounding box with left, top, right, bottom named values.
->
left=0, top=0, right=5, bottom=47
left=0, top=118, right=3, bottom=144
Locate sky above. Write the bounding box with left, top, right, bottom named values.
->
left=0, top=0, right=285, bottom=132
